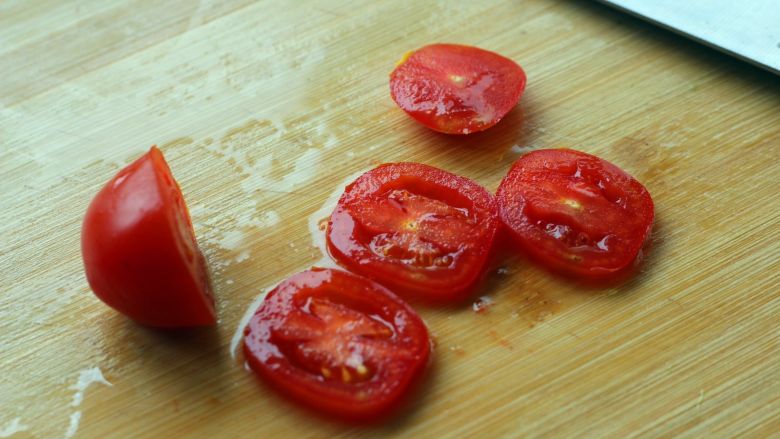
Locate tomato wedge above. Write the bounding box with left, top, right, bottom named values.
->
left=81, top=147, right=215, bottom=327
left=496, top=149, right=654, bottom=279
left=243, top=268, right=430, bottom=422
left=390, top=43, right=526, bottom=134
left=326, top=163, right=499, bottom=303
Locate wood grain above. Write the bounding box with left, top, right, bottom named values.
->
left=1, top=0, right=779, bottom=437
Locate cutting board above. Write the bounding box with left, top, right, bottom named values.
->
left=2, top=0, right=779, bottom=437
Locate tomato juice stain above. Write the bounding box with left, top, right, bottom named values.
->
left=449, top=346, right=466, bottom=357
left=488, top=330, right=514, bottom=350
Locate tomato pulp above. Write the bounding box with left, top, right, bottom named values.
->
left=81, top=147, right=215, bottom=327
left=243, top=268, right=431, bottom=422
left=390, top=43, right=526, bottom=134
left=326, top=163, right=499, bottom=303
left=496, top=149, right=654, bottom=279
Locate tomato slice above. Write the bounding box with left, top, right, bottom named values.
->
left=81, top=147, right=215, bottom=327
left=496, top=149, right=654, bottom=279
left=390, top=43, right=526, bottom=134
left=326, top=163, right=499, bottom=303
left=243, top=268, right=430, bottom=422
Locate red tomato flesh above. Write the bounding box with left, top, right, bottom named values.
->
left=81, top=147, right=215, bottom=327
left=496, top=149, right=654, bottom=279
left=243, top=268, right=431, bottom=422
left=326, top=163, right=499, bottom=303
left=390, top=43, right=526, bottom=134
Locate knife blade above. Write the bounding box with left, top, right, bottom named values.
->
left=597, top=0, right=780, bottom=75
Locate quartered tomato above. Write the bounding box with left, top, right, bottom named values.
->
left=326, top=163, right=499, bottom=303
left=496, top=149, right=654, bottom=279
left=243, top=268, right=430, bottom=422
left=81, top=147, right=215, bottom=327
left=389, top=43, right=526, bottom=134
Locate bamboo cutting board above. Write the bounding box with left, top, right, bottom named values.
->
left=1, top=1, right=779, bottom=437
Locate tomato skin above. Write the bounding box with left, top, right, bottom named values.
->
left=390, top=43, right=526, bottom=134
left=243, top=268, right=431, bottom=423
left=81, top=147, right=215, bottom=327
left=496, top=149, right=654, bottom=279
left=326, top=163, right=500, bottom=303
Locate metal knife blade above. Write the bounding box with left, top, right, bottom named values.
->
left=597, top=0, right=780, bottom=75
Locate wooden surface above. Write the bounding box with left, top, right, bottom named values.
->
left=2, top=1, right=779, bottom=437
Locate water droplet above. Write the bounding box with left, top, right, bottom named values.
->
left=472, top=295, right=495, bottom=314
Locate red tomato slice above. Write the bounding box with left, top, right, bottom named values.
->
left=390, top=43, right=526, bottom=134
left=81, top=147, right=215, bottom=327
left=326, top=163, right=499, bottom=303
left=496, top=149, right=654, bottom=279
left=243, top=268, right=430, bottom=422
